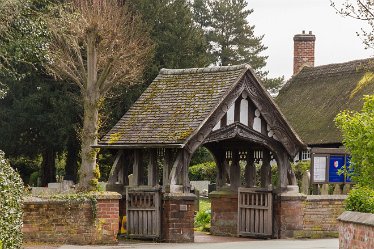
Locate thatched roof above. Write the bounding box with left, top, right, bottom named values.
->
left=276, top=58, right=374, bottom=146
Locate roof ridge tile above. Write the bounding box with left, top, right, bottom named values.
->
left=160, top=64, right=251, bottom=75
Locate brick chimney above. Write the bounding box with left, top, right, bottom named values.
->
left=293, top=31, right=316, bottom=74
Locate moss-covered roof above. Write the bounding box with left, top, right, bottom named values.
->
left=99, top=65, right=247, bottom=146
left=276, top=58, right=374, bottom=145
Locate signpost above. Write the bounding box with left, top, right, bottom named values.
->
left=310, top=148, right=352, bottom=184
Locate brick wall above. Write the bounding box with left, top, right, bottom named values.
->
left=274, top=195, right=304, bottom=238
left=338, top=211, right=374, bottom=249
left=274, top=194, right=346, bottom=239
left=161, top=193, right=196, bottom=243
left=23, top=192, right=121, bottom=244
left=209, top=190, right=238, bottom=236
left=293, top=31, right=315, bottom=74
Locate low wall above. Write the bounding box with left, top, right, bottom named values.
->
left=23, top=192, right=121, bottom=244
left=210, top=191, right=346, bottom=238
left=338, top=211, right=374, bottom=249
left=274, top=194, right=346, bottom=238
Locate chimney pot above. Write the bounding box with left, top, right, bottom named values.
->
left=293, top=31, right=316, bottom=75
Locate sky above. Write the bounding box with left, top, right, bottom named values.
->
left=247, top=0, right=373, bottom=80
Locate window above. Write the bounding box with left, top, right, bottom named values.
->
left=301, top=149, right=311, bottom=160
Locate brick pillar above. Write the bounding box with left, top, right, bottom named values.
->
left=94, top=194, right=122, bottom=244
left=293, top=31, right=315, bottom=74
left=209, top=189, right=238, bottom=236
left=162, top=193, right=196, bottom=243
left=273, top=193, right=306, bottom=238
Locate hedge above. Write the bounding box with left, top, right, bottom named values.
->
left=0, top=151, right=24, bottom=248
left=189, top=161, right=216, bottom=182
left=345, top=186, right=374, bottom=214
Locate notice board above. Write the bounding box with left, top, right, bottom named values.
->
left=310, top=148, right=352, bottom=184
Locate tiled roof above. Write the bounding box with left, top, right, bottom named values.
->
left=99, top=65, right=248, bottom=146
left=276, top=58, right=374, bottom=145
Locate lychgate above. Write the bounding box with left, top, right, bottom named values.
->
left=96, top=64, right=305, bottom=242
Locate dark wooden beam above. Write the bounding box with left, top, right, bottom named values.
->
left=208, top=146, right=226, bottom=188
left=260, top=149, right=271, bottom=188
left=108, top=150, right=124, bottom=184
left=162, top=149, right=173, bottom=191
left=230, top=149, right=241, bottom=190
left=248, top=99, right=256, bottom=128
left=221, top=113, right=227, bottom=127
left=276, top=150, right=289, bottom=190
left=261, top=116, right=268, bottom=135
left=132, top=150, right=140, bottom=186
left=234, top=97, right=241, bottom=122
left=122, top=153, right=130, bottom=186
left=148, top=149, right=158, bottom=186
left=245, top=148, right=256, bottom=187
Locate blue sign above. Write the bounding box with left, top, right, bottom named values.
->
left=329, top=155, right=345, bottom=183
left=346, top=156, right=353, bottom=183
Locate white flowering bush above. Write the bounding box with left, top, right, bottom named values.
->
left=0, top=151, right=23, bottom=249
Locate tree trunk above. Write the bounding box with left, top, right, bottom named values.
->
left=65, top=134, right=79, bottom=183
left=79, top=31, right=99, bottom=190
left=41, top=148, right=56, bottom=186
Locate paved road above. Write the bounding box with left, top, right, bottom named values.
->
left=54, top=239, right=338, bottom=249
left=24, top=233, right=338, bottom=249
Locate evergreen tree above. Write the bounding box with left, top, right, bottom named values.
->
left=128, top=0, right=211, bottom=84
left=0, top=0, right=82, bottom=185
left=193, top=0, right=284, bottom=93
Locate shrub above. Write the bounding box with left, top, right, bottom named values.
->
left=195, top=199, right=211, bottom=232
left=28, top=171, right=39, bottom=187
left=292, top=161, right=310, bottom=188
left=189, top=161, right=216, bottom=182
left=195, top=210, right=211, bottom=232
left=335, top=95, right=374, bottom=188
left=190, top=147, right=214, bottom=166
left=0, top=151, right=24, bottom=249
left=345, top=186, right=374, bottom=214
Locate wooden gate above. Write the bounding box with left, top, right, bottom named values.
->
left=126, top=187, right=161, bottom=239
left=238, top=187, right=273, bottom=238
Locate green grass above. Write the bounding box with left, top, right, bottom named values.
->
left=199, top=198, right=211, bottom=212
left=195, top=198, right=211, bottom=232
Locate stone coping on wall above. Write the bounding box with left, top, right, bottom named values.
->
left=307, top=195, right=347, bottom=201
left=338, top=211, right=374, bottom=226
left=24, top=191, right=122, bottom=204
left=209, top=189, right=237, bottom=198
left=162, top=192, right=197, bottom=201
left=276, top=193, right=348, bottom=201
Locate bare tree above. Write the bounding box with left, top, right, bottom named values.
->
left=0, top=0, right=21, bottom=80
left=331, top=0, right=374, bottom=48
left=45, top=0, right=153, bottom=190
left=0, top=0, right=21, bottom=35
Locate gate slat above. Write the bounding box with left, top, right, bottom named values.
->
left=238, top=187, right=273, bottom=238
left=126, top=187, right=161, bottom=239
